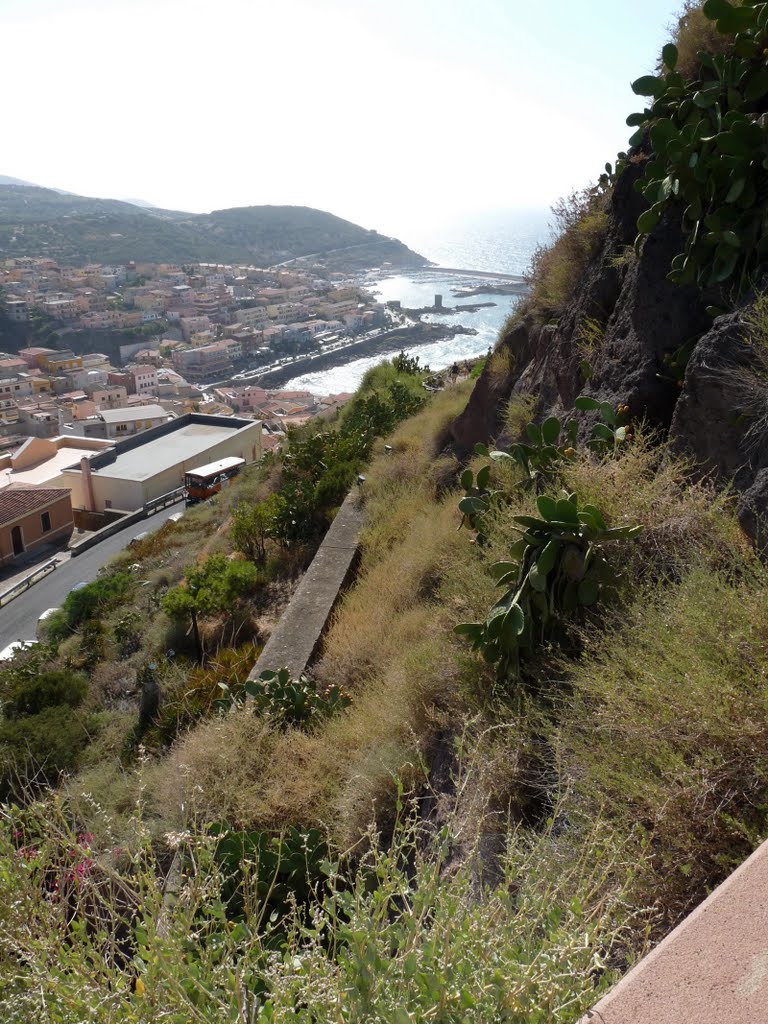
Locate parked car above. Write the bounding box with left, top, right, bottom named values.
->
left=36, top=607, right=60, bottom=636
left=0, top=640, right=38, bottom=661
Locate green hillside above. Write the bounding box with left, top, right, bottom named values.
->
left=0, top=185, right=427, bottom=268
left=5, top=3, right=768, bottom=1022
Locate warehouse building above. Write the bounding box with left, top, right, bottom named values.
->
left=62, top=413, right=261, bottom=512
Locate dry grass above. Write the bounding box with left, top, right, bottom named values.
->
left=670, top=1, right=736, bottom=78
left=524, top=188, right=610, bottom=318
left=503, top=393, right=538, bottom=441
left=147, top=710, right=277, bottom=829
left=557, top=563, right=768, bottom=932
left=487, top=345, right=515, bottom=389
left=562, top=430, right=750, bottom=580
left=136, top=385, right=482, bottom=845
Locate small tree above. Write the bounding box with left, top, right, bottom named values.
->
left=162, top=555, right=261, bottom=661
left=230, top=493, right=286, bottom=566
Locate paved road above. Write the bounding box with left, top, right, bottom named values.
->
left=0, top=500, right=185, bottom=648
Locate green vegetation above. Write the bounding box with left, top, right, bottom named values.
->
left=4, top=12, right=768, bottom=1010
left=0, top=353, right=431, bottom=811
left=0, top=655, right=91, bottom=799
left=456, top=492, right=641, bottom=680
left=218, top=667, right=351, bottom=729
left=0, top=185, right=426, bottom=267
left=627, top=1, right=768, bottom=294
left=162, top=555, right=263, bottom=660
left=523, top=187, right=610, bottom=317
left=254, top=357, right=427, bottom=548
left=46, top=570, right=134, bottom=643
left=0, top=797, right=639, bottom=1023
left=0, top=362, right=764, bottom=1018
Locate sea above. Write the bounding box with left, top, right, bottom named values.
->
left=281, top=208, right=551, bottom=395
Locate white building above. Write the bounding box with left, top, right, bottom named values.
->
left=62, top=413, right=262, bottom=511
left=65, top=404, right=171, bottom=440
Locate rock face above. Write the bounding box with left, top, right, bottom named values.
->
left=448, top=158, right=768, bottom=551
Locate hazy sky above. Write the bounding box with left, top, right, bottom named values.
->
left=4, top=0, right=684, bottom=239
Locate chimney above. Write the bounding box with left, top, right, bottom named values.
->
left=80, top=456, right=96, bottom=511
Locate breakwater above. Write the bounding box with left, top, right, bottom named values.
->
left=254, top=322, right=474, bottom=388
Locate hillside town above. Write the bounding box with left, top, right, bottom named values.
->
left=0, top=256, right=387, bottom=567
left=0, top=255, right=391, bottom=437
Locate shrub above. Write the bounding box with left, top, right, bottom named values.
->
left=231, top=492, right=287, bottom=566
left=0, top=668, right=92, bottom=797
left=47, top=571, right=134, bottom=642
left=162, top=555, right=262, bottom=658
left=1, top=669, right=88, bottom=719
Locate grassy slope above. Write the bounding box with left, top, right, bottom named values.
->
left=2, top=377, right=766, bottom=1020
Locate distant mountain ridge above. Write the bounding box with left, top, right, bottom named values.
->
left=0, top=183, right=427, bottom=269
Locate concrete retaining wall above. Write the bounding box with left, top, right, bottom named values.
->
left=580, top=835, right=768, bottom=1023
left=249, top=489, right=364, bottom=680
left=69, top=508, right=145, bottom=557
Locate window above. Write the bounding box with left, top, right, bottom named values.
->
left=40, top=511, right=51, bottom=533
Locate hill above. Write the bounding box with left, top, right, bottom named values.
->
left=0, top=184, right=428, bottom=268
left=5, top=4, right=768, bottom=1023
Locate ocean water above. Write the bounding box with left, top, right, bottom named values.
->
left=283, top=208, right=550, bottom=395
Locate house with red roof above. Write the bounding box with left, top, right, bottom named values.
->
left=0, top=485, right=73, bottom=565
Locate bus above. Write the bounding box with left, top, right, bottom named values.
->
left=184, top=456, right=245, bottom=505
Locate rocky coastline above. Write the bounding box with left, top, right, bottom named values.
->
left=254, top=321, right=476, bottom=388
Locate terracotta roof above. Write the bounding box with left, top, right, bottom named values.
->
left=0, top=485, right=71, bottom=526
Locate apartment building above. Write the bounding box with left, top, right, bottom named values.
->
left=91, top=386, right=128, bottom=410
left=67, top=404, right=170, bottom=440
left=234, top=305, right=269, bottom=328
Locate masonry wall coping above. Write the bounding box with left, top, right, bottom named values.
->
left=580, top=835, right=768, bottom=1024
left=249, top=488, right=363, bottom=681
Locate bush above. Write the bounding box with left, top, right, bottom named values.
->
left=0, top=706, right=93, bottom=796
left=0, top=668, right=92, bottom=797
left=47, top=571, right=134, bottom=642
left=231, top=493, right=286, bottom=566
left=2, top=669, right=88, bottom=719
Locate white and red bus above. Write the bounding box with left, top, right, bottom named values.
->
left=184, top=456, right=245, bottom=504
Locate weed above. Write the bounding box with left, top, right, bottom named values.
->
left=487, top=345, right=515, bottom=387
left=0, top=790, right=648, bottom=1023
left=576, top=316, right=605, bottom=359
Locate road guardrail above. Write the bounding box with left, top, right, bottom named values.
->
left=0, top=557, right=59, bottom=609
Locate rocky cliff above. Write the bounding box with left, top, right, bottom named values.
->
left=450, top=154, right=768, bottom=552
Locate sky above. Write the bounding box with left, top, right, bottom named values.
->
left=3, top=0, right=686, bottom=241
